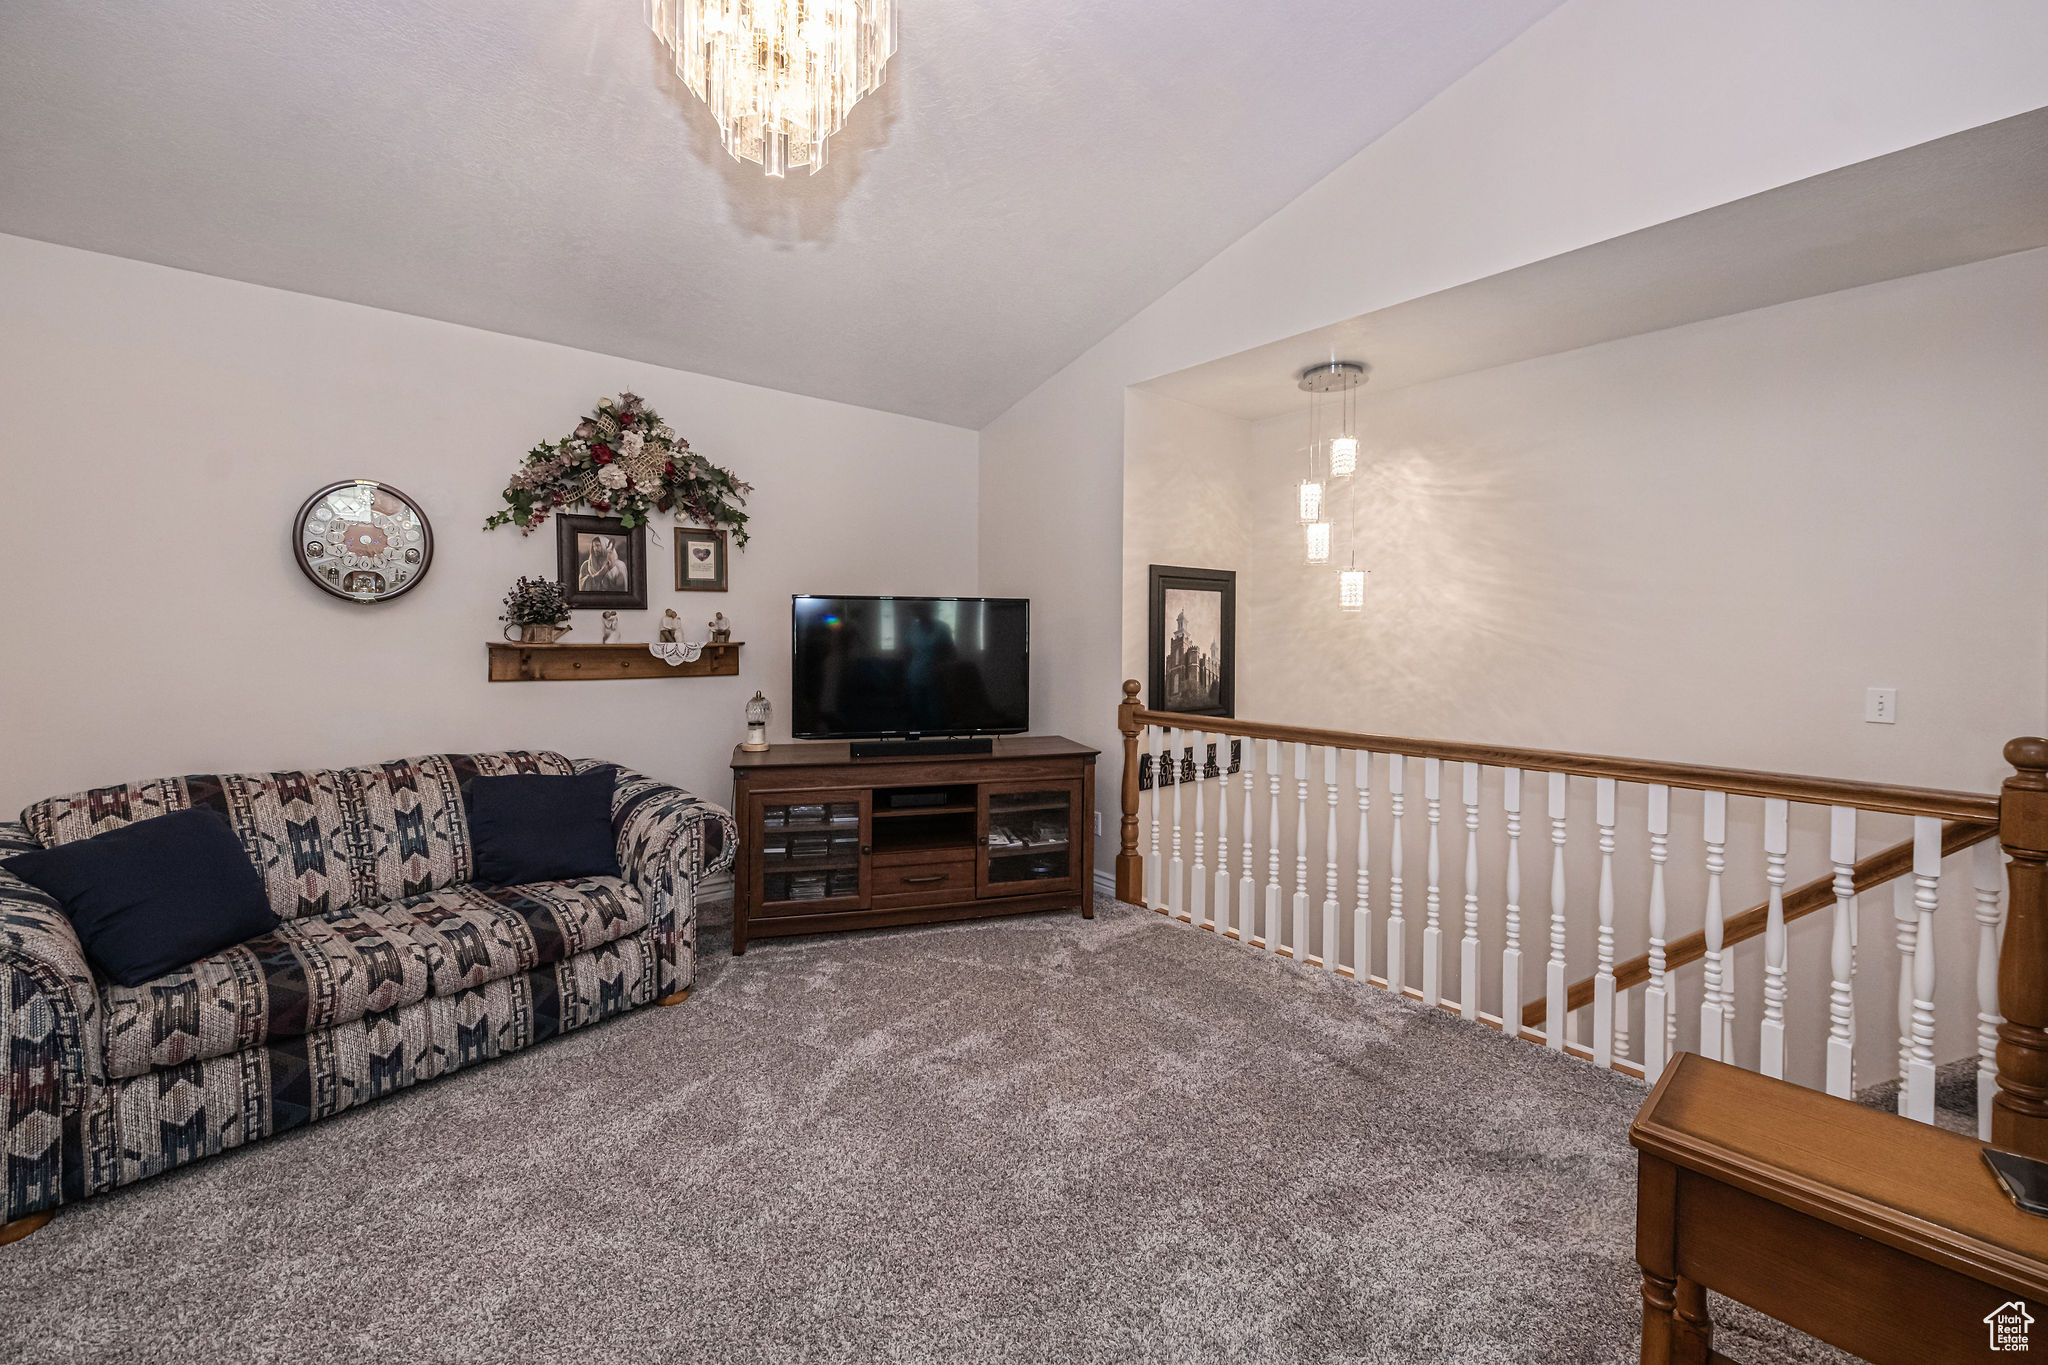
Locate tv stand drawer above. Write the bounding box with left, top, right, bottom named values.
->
left=872, top=855, right=976, bottom=909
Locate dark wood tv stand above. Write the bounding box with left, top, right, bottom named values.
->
left=728, top=737, right=1098, bottom=954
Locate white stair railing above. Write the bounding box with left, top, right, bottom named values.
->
left=1116, top=689, right=2013, bottom=1130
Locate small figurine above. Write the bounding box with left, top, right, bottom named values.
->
left=709, top=611, right=732, bottom=644
left=600, top=610, right=621, bottom=644
left=658, top=608, right=681, bottom=643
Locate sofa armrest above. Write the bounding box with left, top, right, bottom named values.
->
left=578, top=763, right=735, bottom=1000
left=578, top=761, right=737, bottom=893
left=0, top=822, right=104, bottom=1219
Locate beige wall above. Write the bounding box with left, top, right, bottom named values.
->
left=978, top=0, right=2048, bottom=884
left=1128, top=248, right=2048, bottom=1088
left=0, top=234, right=979, bottom=815
left=1235, top=249, right=2048, bottom=792
left=1120, top=391, right=1255, bottom=701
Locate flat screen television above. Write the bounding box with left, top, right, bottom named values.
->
left=791, top=595, right=1030, bottom=739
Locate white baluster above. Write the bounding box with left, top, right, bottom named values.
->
left=1354, top=750, right=1372, bottom=981
left=1699, top=791, right=1730, bottom=1063
left=1825, top=806, right=1856, bottom=1098
left=1387, top=756, right=1407, bottom=994
left=1759, top=798, right=1790, bottom=1080
left=1239, top=739, right=1258, bottom=947
left=1975, top=838, right=2007, bottom=1140
left=1291, top=744, right=1311, bottom=962
left=1905, top=816, right=1941, bottom=1124
left=1321, top=747, right=1340, bottom=972
left=1168, top=728, right=1186, bottom=923
left=1593, top=778, right=1618, bottom=1069
left=1643, top=785, right=1671, bottom=1082
left=1894, top=877, right=1917, bottom=1106
left=1264, top=740, right=1283, bottom=955
left=1423, top=758, right=1444, bottom=1008
left=1145, top=726, right=1162, bottom=912
left=1459, top=763, right=1481, bottom=1021
left=1546, top=773, right=1569, bottom=1052
left=1502, top=769, right=1523, bottom=1039
left=1286, top=749, right=1302, bottom=961
left=1190, top=732, right=1209, bottom=931
left=1214, top=738, right=1233, bottom=939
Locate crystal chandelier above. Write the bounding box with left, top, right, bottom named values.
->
left=1295, top=360, right=1368, bottom=608
left=648, top=0, right=898, bottom=178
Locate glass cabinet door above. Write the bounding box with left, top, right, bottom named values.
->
left=978, top=781, right=1080, bottom=898
left=752, top=790, right=868, bottom=913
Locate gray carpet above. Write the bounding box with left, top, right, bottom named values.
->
left=1, top=897, right=1848, bottom=1365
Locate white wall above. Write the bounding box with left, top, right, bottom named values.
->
left=978, top=0, right=2048, bottom=877
left=1120, top=391, right=1255, bottom=696
left=1131, top=248, right=2048, bottom=1088
left=0, top=234, right=979, bottom=815
left=1235, top=249, right=2048, bottom=790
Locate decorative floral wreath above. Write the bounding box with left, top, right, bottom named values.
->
left=484, top=392, right=752, bottom=543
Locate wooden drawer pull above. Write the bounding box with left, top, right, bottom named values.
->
left=900, top=873, right=950, bottom=885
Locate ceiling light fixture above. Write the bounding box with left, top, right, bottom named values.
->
left=1299, top=361, right=1366, bottom=479
left=649, top=0, right=898, bottom=178
left=1294, top=361, right=1368, bottom=609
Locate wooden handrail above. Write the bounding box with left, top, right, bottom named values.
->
left=1521, top=819, right=1998, bottom=1029
left=1125, top=701, right=1998, bottom=822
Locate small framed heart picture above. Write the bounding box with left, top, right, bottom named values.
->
left=674, top=526, right=729, bottom=592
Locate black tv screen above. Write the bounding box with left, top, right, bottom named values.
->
left=792, top=596, right=1030, bottom=739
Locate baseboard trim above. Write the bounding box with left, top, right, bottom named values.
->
left=698, top=871, right=734, bottom=904
left=1092, top=869, right=1117, bottom=901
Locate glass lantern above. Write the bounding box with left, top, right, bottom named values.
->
left=742, top=691, right=772, bottom=752
left=1339, top=566, right=1366, bottom=613
left=1305, top=521, right=1331, bottom=565
left=1329, top=436, right=1359, bottom=479
left=1297, top=478, right=1323, bottom=524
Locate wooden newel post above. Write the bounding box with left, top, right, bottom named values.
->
left=1994, top=736, right=2048, bottom=1158
left=1116, top=679, right=1144, bottom=904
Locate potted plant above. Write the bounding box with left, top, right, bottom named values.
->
left=500, top=576, right=573, bottom=644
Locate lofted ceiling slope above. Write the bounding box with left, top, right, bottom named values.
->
left=0, top=0, right=1561, bottom=428
left=1140, top=108, right=2048, bottom=421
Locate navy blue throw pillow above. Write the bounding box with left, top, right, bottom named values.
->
left=466, top=766, right=620, bottom=888
left=3, top=808, right=279, bottom=988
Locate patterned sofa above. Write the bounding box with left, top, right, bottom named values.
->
left=0, top=750, right=734, bottom=1240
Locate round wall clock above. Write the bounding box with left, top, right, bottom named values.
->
left=293, top=480, right=434, bottom=603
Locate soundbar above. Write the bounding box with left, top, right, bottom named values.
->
left=849, top=737, right=995, bottom=759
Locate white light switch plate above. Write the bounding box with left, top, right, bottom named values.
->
left=1866, top=687, right=1897, bottom=724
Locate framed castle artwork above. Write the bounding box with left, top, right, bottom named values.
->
left=1147, top=564, right=1234, bottom=719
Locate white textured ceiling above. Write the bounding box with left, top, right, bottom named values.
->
left=1139, top=108, right=2048, bottom=420
left=0, top=0, right=1561, bottom=428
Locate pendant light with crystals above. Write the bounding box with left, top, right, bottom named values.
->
left=1301, top=361, right=1365, bottom=480
left=649, top=0, right=898, bottom=178
left=1299, top=450, right=1329, bottom=562
left=1297, top=361, right=1364, bottom=571
left=1337, top=430, right=1365, bottom=611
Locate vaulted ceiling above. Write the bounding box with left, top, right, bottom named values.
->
left=0, top=0, right=1561, bottom=427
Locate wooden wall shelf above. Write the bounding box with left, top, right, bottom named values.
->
left=487, top=641, right=742, bottom=682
